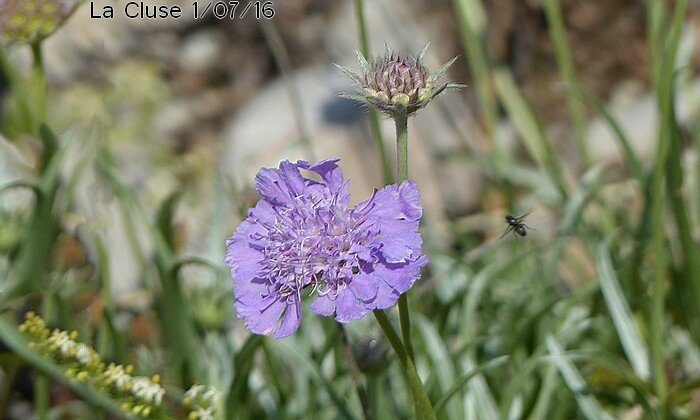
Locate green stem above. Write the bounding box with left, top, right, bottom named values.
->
left=30, top=41, right=47, bottom=127
left=394, top=115, right=414, bottom=362
left=372, top=311, right=435, bottom=420
left=31, top=42, right=44, bottom=75
left=354, top=0, right=393, bottom=184
left=35, top=375, right=49, bottom=420
left=647, top=0, right=687, bottom=405
left=395, top=115, right=409, bottom=182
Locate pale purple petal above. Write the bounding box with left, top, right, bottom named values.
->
left=310, top=295, right=335, bottom=316
left=275, top=304, right=302, bottom=339
left=335, top=289, right=370, bottom=323
left=254, top=160, right=305, bottom=206
left=235, top=298, right=286, bottom=336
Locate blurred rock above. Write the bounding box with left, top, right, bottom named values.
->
left=179, top=29, right=224, bottom=72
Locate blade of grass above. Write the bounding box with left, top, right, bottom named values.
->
left=665, top=96, right=700, bottom=337
left=545, top=336, right=615, bottom=420
left=460, top=357, right=499, bottom=420
left=415, top=316, right=462, bottom=420
left=101, top=165, right=201, bottom=385
left=450, top=0, right=499, bottom=141
left=596, top=241, right=650, bottom=380
left=562, top=85, right=645, bottom=182
left=434, top=356, right=508, bottom=414
left=276, top=340, right=359, bottom=420
left=226, top=335, right=262, bottom=417
left=0, top=126, right=69, bottom=307
left=541, top=0, right=589, bottom=166
left=647, top=0, right=687, bottom=404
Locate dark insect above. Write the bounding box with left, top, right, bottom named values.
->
left=500, top=210, right=535, bottom=239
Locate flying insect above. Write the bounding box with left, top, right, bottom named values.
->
left=500, top=210, right=535, bottom=239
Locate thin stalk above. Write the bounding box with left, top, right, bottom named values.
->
left=338, top=324, right=373, bottom=420
left=372, top=311, right=435, bottom=420
left=395, top=115, right=409, bottom=181
left=542, top=0, right=589, bottom=166
left=394, top=114, right=414, bottom=361
left=647, top=0, right=687, bottom=405
left=35, top=376, right=49, bottom=420
left=35, top=277, right=57, bottom=420
left=354, top=0, right=393, bottom=184
left=450, top=0, right=498, bottom=141
left=30, top=41, right=47, bottom=128
left=31, top=42, right=44, bottom=76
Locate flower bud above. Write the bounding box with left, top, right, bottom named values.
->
left=352, top=338, right=390, bottom=375
left=337, top=43, right=464, bottom=118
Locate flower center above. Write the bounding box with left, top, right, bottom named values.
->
left=253, top=194, right=373, bottom=303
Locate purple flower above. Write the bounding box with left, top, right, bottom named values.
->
left=225, top=159, right=428, bottom=338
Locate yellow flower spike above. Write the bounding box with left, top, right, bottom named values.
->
left=151, top=373, right=160, bottom=383
left=69, top=331, right=78, bottom=340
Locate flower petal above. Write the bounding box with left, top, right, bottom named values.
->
left=358, top=181, right=424, bottom=263
left=296, top=159, right=350, bottom=206
left=275, top=304, right=302, bottom=339
left=335, top=289, right=370, bottom=323
left=235, top=298, right=286, bottom=336
left=255, top=160, right=305, bottom=206
left=310, top=294, right=335, bottom=316
left=348, top=273, right=379, bottom=302
left=362, top=253, right=428, bottom=310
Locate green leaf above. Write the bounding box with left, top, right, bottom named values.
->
left=433, top=356, right=509, bottom=414
left=416, top=316, right=462, bottom=419
left=354, top=49, right=371, bottom=74
left=156, top=191, right=181, bottom=250
left=545, top=336, right=615, bottom=420
left=596, top=241, right=650, bottom=380
left=334, top=63, right=364, bottom=84
left=562, top=85, right=645, bottom=182
left=275, top=340, right=359, bottom=420
left=416, top=42, right=430, bottom=63
left=430, top=56, right=458, bottom=82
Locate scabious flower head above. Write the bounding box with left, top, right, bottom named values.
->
left=0, top=0, right=75, bottom=45
left=225, top=159, right=428, bottom=338
left=337, top=43, right=464, bottom=118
